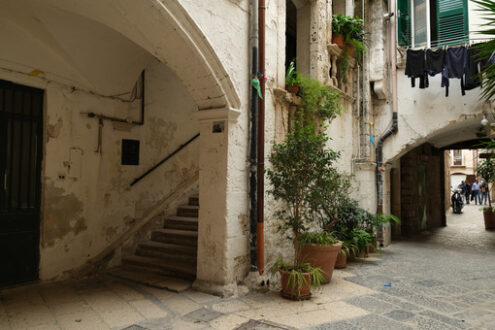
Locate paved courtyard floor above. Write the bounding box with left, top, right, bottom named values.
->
left=1, top=203, right=494, bottom=330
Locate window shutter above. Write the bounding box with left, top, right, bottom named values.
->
left=436, top=0, right=468, bottom=46
left=398, top=0, right=412, bottom=47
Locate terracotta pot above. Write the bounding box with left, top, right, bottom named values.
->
left=297, top=242, right=342, bottom=283
left=332, top=33, right=345, bottom=48
left=285, top=84, right=300, bottom=94
left=345, top=43, right=355, bottom=57
left=335, top=250, right=347, bottom=269
left=347, top=250, right=356, bottom=262
left=483, top=210, right=495, bottom=229
left=279, top=269, right=312, bottom=300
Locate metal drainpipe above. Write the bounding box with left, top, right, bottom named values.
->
left=256, top=0, right=266, bottom=275
left=249, top=0, right=259, bottom=271
left=376, top=0, right=398, bottom=233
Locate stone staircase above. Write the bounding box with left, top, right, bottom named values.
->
left=111, top=194, right=199, bottom=291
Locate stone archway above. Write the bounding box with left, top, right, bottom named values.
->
left=33, top=0, right=240, bottom=111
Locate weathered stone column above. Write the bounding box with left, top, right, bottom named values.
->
left=294, top=0, right=330, bottom=83
left=193, top=107, right=246, bottom=297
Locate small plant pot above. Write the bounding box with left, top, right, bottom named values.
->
left=279, top=270, right=312, bottom=300
left=297, top=242, right=342, bottom=283
left=332, top=33, right=345, bottom=48
left=335, top=251, right=347, bottom=269
left=285, top=84, right=300, bottom=94
left=483, top=210, right=495, bottom=229
left=347, top=250, right=356, bottom=262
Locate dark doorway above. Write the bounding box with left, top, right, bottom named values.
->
left=286, top=0, right=297, bottom=71
left=0, top=79, right=43, bottom=286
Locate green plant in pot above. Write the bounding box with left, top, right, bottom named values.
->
left=267, top=121, right=332, bottom=299
left=332, top=14, right=365, bottom=84
left=285, top=60, right=301, bottom=94
left=477, top=156, right=495, bottom=229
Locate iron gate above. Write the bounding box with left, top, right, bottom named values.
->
left=0, top=79, right=43, bottom=286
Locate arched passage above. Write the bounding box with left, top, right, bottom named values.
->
left=0, top=0, right=243, bottom=291
left=385, top=117, right=494, bottom=239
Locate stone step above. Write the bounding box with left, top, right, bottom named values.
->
left=151, top=228, right=198, bottom=246
left=122, top=255, right=196, bottom=279
left=136, top=242, right=197, bottom=263
left=138, top=241, right=197, bottom=255
left=189, top=195, right=199, bottom=206
left=108, top=268, right=192, bottom=292
left=177, top=205, right=199, bottom=217
left=164, top=215, right=198, bottom=231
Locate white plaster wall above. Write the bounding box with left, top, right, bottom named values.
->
left=0, top=60, right=199, bottom=281
left=378, top=70, right=489, bottom=165
left=469, top=1, right=493, bottom=41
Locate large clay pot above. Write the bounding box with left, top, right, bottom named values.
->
left=335, top=250, right=347, bottom=269
left=483, top=210, right=495, bottom=229
left=279, top=269, right=312, bottom=300
left=297, top=242, right=342, bottom=283
left=332, top=33, right=345, bottom=48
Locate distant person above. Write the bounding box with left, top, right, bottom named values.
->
left=464, top=181, right=471, bottom=204
left=471, top=180, right=481, bottom=205
left=481, top=182, right=488, bottom=205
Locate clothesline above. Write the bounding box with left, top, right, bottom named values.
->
left=404, top=35, right=494, bottom=51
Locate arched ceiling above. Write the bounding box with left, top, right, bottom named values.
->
left=0, top=0, right=154, bottom=96
left=0, top=0, right=240, bottom=110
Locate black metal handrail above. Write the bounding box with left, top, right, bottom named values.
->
left=130, top=133, right=200, bottom=186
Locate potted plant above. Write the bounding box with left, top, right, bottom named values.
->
left=332, top=14, right=365, bottom=84
left=297, top=232, right=342, bottom=283
left=285, top=60, right=301, bottom=94
left=267, top=121, right=334, bottom=299
left=477, top=157, right=495, bottom=229
left=271, top=257, right=324, bottom=300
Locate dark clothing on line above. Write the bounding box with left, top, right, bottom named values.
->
left=465, top=47, right=482, bottom=90
left=406, top=49, right=428, bottom=89
left=442, top=47, right=467, bottom=97
left=426, top=48, right=445, bottom=76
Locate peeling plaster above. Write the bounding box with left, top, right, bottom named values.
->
left=42, top=182, right=86, bottom=248
left=47, top=118, right=63, bottom=140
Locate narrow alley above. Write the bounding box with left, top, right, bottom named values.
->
left=1, top=205, right=494, bottom=330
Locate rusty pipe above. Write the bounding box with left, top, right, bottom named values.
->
left=256, top=0, right=266, bottom=275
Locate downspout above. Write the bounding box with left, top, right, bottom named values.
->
left=249, top=0, right=259, bottom=271
left=376, top=0, right=398, bottom=223
left=257, top=0, right=266, bottom=275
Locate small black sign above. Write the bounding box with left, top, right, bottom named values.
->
left=122, top=139, right=140, bottom=165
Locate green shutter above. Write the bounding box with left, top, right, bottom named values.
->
left=398, top=0, right=412, bottom=47
left=436, top=0, right=468, bottom=46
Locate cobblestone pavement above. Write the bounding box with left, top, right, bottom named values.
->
left=1, top=204, right=494, bottom=329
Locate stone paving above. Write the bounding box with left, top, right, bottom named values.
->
left=1, top=203, right=494, bottom=329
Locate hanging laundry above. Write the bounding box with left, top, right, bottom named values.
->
left=465, top=46, right=482, bottom=90
left=442, top=47, right=467, bottom=97
left=405, top=49, right=428, bottom=89
left=426, top=49, right=445, bottom=76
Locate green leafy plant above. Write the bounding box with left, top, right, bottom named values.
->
left=299, top=231, right=340, bottom=246
left=270, top=257, right=325, bottom=296
left=478, top=157, right=495, bottom=209
left=472, top=0, right=495, bottom=101
left=285, top=60, right=300, bottom=87
left=297, top=75, right=342, bottom=122
left=350, top=228, right=374, bottom=255
left=332, top=14, right=366, bottom=84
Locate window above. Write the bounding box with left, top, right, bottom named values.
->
left=452, top=150, right=463, bottom=166
left=398, top=0, right=469, bottom=48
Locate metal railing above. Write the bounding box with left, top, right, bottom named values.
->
left=130, top=133, right=200, bottom=186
